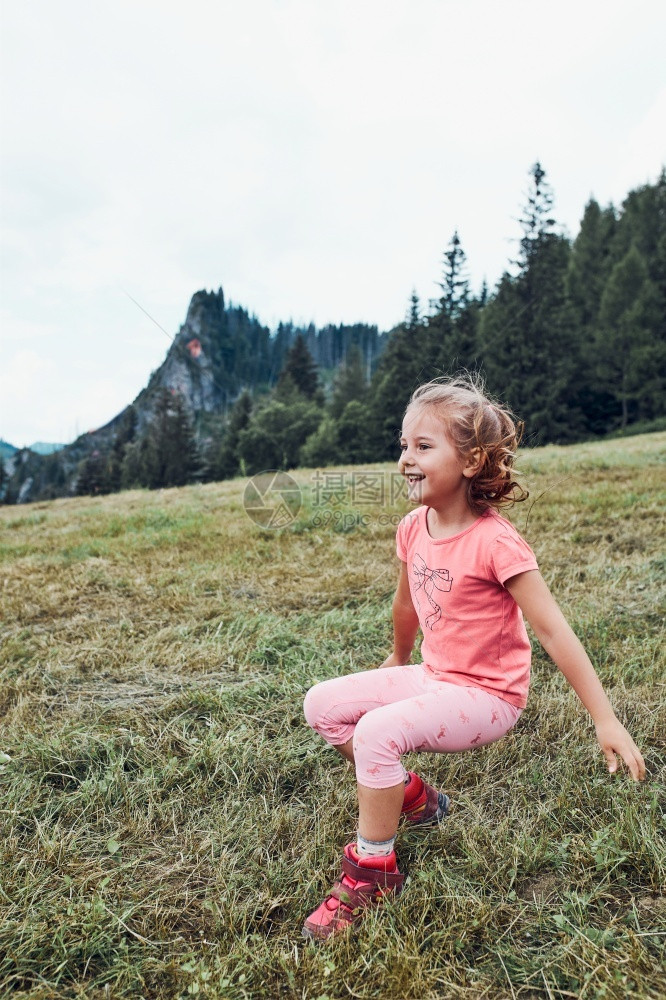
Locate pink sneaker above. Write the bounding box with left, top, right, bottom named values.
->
left=302, top=843, right=405, bottom=940
left=401, top=771, right=450, bottom=826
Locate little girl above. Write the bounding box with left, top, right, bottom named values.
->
left=302, top=375, right=645, bottom=940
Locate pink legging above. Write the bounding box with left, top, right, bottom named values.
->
left=303, top=664, right=522, bottom=788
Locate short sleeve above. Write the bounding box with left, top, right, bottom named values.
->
left=396, top=515, right=408, bottom=561
left=489, top=530, right=539, bottom=585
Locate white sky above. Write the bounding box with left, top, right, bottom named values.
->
left=1, top=0, right=664, bottom=447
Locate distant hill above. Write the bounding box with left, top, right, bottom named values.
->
left=0, top=440, right=18, bottom=462
left=1, top=440, right=64, bottom=460
left=29, top=442, right=66, bottom=456
left=1, top=440, right=65, bottom=477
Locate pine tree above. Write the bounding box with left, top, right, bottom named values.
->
left=596, top=246, right=661, bottom=430
left=564, top=199, right=619, bottom=433
left=215, top=390, right=253, bottom=479
left=336, top=399, right=374, bottom=463
left=365, top=282, right=448, bottom=459
left=76, top=450, right=109, bottom=495
left=143, top=389, right=200, bottom=488
left=476, top=271, right=526, bottom=418
left=121, top=437, right=151, bottom=490
left=276, top=334, right=320, bottom=399
left=406, top=289, right=421, bottom=330
left=437, top=231, right=470, bottom=320
left=478, top=163, right=582, bottom=442
left=566, top=199, right=617, bottom=330
left=41, top=452, right=67, bottom=499
left=610, top=171, right=666, bottom=281
left=428, top=232, right=480, bottom=376
left=368, top=320, right=438, bottom=459
left=517, top=161, right=556, bottom=267
left=609, top=174, right=666, bottom=424
left=329, top=345, right=367, bottom=419
left=106, top=406, right=138, bottom=493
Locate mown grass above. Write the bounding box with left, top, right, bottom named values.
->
left=1, top=433, right=665, bottom=1000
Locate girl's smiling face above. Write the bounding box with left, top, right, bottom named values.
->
left=398, top=406, right=475, bottom=508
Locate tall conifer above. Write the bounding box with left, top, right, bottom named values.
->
left=215, top=390, right=253, bottom=479
left=276, top=334, right=320, bottom=399
left=329, top=345, right=367, bottom=419
left=597, top=247, right=661, bottom=430
left=143, top=389, right=200, bottom=488
left=432, top=231, right=480, bottom=375
left=479, top=163, right=581, bottom=442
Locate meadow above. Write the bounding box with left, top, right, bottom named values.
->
left=1, top=433, right=665, bottom=1000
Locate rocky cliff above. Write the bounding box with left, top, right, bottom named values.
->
left=4, top=287, right=386, bottom=503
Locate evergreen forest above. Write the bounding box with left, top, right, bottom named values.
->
left=3, top=164, right=665, bottom=502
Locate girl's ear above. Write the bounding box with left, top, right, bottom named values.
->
left=462, top=448, right=483, bottom=479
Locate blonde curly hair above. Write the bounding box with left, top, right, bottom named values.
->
left=405, top=373, right=529, bottom=515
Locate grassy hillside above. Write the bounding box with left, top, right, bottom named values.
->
left=1, top=433, right=665, bottom=1000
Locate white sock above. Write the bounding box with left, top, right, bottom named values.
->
left=356, top=831, right=396, bottom=858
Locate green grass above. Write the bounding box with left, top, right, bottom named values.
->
left=1, top=433, right=665, bottom=999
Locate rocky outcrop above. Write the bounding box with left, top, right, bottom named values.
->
left=4, top=287, right=386, bottom=503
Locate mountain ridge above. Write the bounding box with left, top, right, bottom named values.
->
left=1, top=440, right=64, bottom=462
left=3, top=287, right=388, bottom=503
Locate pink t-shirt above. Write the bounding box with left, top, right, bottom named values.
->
left=396, top=506, right=539, bottom=708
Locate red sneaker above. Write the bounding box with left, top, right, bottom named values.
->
left=302, top=843, right=404, bottom=940
left=401, top=771, right=450, bottom=826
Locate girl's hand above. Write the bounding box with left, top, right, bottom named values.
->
left=376, top=652, right=406, bottom=670
left=595, top=717, right=646, bottom=781
left=505, top=572, right=646, bottom=783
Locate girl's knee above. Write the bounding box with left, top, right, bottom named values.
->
left=303, top=682, right=325, bottom=730
left=303, top=674, right=363, bottom=731
left=303, top=677, right=349, bottom=732
left=303, top=678, right=360, bottom=746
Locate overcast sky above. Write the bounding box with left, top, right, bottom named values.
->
left=1, top=0, right=664, bottom=447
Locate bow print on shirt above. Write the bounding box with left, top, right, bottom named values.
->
left=412, top=552, right=453, bottom=629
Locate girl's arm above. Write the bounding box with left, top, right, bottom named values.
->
left=378, top=560, right=420, bottom=668
left=505, top=569, right=646, bottom=781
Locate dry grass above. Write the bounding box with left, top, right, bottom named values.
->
left=1, top=433, right=665, bottom=999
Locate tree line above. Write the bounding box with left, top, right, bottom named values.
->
left=182, top=164, right=665, bottom=484
left=76, top=164, right=666, bottom=491
left=2, top=163, right=664, bottom=501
